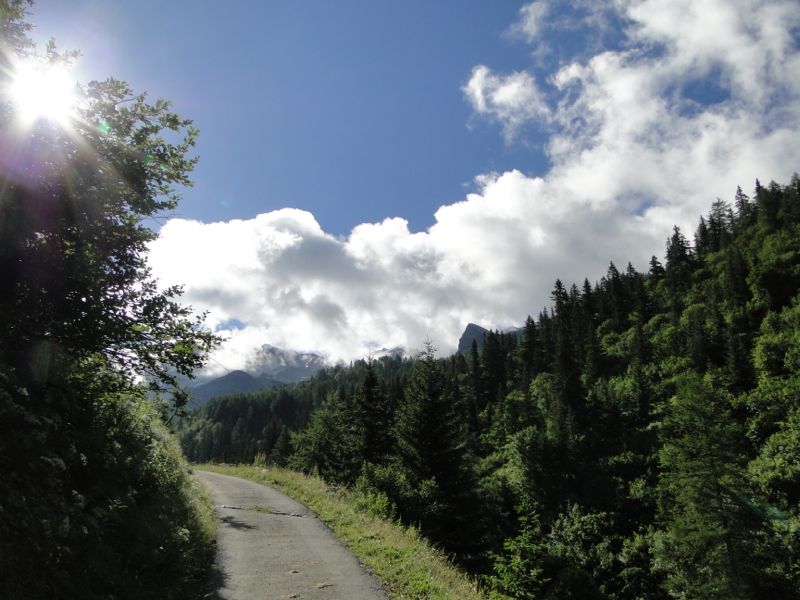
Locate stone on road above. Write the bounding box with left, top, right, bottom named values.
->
left=196, top=470, right=389, bottom=600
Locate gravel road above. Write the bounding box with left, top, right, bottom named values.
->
left=196, top=470, right=389, bottom=600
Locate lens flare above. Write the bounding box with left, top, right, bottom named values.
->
left=6, top=60, right=79, bottom=125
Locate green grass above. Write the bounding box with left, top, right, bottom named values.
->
left=197, top=464, right=488, bottom=600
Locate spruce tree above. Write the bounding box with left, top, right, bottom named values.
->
left=655, top=374, right=763, bottom=599
left=393, top=342, right=477, bottom=554
left=351, top=359, right=393, bottom=465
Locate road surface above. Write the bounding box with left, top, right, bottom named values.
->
left=196, top=470, right=389, bottom=600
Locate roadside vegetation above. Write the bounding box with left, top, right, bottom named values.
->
left=1, top=362, right=218, bottom=598
left=1, top=2, right=219, bottom=597
left=201, top=463, right=487, bottom=600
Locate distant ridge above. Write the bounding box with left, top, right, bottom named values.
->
left=189, top=370, right=282, bottom=408
left=192, top=326, right=523, bottom=409
left=189, top=344, right=330, bottom=409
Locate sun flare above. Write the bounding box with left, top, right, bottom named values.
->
left=6, top=60, right=79, bottom=125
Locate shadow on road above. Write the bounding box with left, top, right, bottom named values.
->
left=219, top=514, right=256, bottom=530
left=202, top=554, right=228, bottom=599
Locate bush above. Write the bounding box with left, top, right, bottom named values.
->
left=0, top=358, right=215, bottom=599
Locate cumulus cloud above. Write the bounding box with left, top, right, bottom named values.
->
left=149, top=0, right=800, bottom=377
left=463, top=65, right=551, bottom=141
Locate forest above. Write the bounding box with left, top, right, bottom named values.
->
left=180, top=176, right=800, bottom=599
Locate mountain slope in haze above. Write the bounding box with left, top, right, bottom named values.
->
left=247, top=344, right=328, bottom=383
left=189, top=344, right=330, bottom=408
left=189, top=370, right=282, bottom=408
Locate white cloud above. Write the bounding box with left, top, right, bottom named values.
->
left=463, top=65, right=550, bottom=141
left=149, top=0, right=800, bottom=377
left=507, top=1, right=550, bottom=43
left=507, top=1, right=626, bottom=67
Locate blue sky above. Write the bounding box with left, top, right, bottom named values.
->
left=30, top=0, right=553, bottom=234
left=23, top=1, right=800, bottom=372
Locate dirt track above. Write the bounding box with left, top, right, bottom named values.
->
left=196, top=470, right=389, bottom=600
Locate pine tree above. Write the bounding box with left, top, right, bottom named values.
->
left=695, top=215, right=710, bottom=255
left=351, top=359, right=393, bottom=465
left=517, top=315, right=538, bottom=390
left=655, top=374, right=764, bottom=599
left=271, top=426, right=291, bottom=467
left=482, top=329, right=508, bottom=408
left=393, top=342, right=477, bottom=554
left=464, top=339, right=481, bottom=435
left=756, top=179, right=781, bottom=231
left=395, top=343, right=463, bottom=488
left=291, top=390, right=359, bottom=484
left=664, top=226, right=693, bottom=321
left=734, top=186, right=756, bottom=229
left=551, top=280, right=582, bottom=424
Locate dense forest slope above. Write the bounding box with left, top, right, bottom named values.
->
left=181, top=175, right=800, bottom=599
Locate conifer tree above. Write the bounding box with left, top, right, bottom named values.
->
left=734, top=186, right=756, bottom=228
left=664, top=226, right=693, bottom=320
left=271, top=426, right=291, bottom=467
left=482, top=329, right=508, bottom=408
left=393, top=342, right=477, bottom=553
left=695, top=215, right=710, bottom=255
left=655, top=374, right=763, bottom=599
left=517, top=315, right=538, bottom=390
left=462, top=339, right=481, bottom=435
left=351, top=359, right=393, bottom=465
left=756, top=179, right=781, bottom=231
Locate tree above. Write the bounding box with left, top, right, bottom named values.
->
left=290, top=390, right=359, bottom=484
left=270, top=425, right=292, bottom=467
left=392, top=342, right=478, bottom=555
left=734, top=186, right=756, bottom=228
left=0, top=6, right=218, bottom=596
left=351, top=358, right=393, bottom=465
left=654, top=374, right=765, bottom=599
left=695, top=215, right=710, bottom=255
left=0, top=18, right=218, bottom=404
left=0, top=1, right=33, bottom=60
left=516, top=315, right=538, bottom=390
left=664, top=226, right=694, bottom=320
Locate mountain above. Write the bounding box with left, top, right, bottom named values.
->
left=369, top=346, right=405, bottom=359
left=456, top=322, right=526, bottom=354
left=188, top=344, right=330, bottom=409
left=457, top=323, right=490, bottom=354
left=188, top=370, right=282, bottom=408
left=247, top=344, right=328, bottom=383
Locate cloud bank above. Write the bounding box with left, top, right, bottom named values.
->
left=149, top=0, right=800, bottom=376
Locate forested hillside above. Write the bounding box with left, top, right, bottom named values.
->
left=180, top=354, right=416, bottom=464
left=182, top=176, right=800, bottom=598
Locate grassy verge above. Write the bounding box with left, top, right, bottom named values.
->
left=198, top=464, right=487, bottom=600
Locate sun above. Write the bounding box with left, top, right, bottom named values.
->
left=5, top=60, right=80, bottom=126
